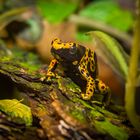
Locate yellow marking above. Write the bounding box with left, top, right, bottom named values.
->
left=95, top=79, right=110, bottom=98
left=52, top=38, right=75, bottom=50
left=90, top=59, right=95, bottom=72
left=79, top=49, right=89, bottom=65
left=79, top=50, right=96, bottom=100
left=72, top=61, right=78, bottom=65
left=46, top=59, right=58, bottom=78
left=98, top=80, right=106, bottom=93
left=81, top=77, right=95, bottom=100
left=79, top=49, right=89, bottom=71
left=89, top=51, right=96, bottom=72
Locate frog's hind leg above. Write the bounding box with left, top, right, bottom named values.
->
left=95, top=79, right=111, bottom=106
left=81, top=76, right=96, bottom=100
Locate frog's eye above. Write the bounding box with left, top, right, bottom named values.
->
left=69, top=43, right=73, bottom=46
left=69, top=45, right=77, bottom=54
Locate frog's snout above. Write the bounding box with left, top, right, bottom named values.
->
left=51, top=38, right=61, bottom=45
left=51, top=38, right=62, bottom=50
left=51, top=38, right=74, bottom=50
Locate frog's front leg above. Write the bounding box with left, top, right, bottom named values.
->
left=46, top=59, right=59, bottom=81
left=78, top=66, right=96, bottom=100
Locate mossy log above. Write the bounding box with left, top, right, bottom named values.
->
left=0, top=48, right=139, bottom=140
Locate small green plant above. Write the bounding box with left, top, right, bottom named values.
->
left=0, top=99, right=32, bottom=126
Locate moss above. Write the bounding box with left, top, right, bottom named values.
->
left=94, top=118, right=128, bottom=140
left=69, top=107, right=87, bottom=124
left=1, top=56, right=13, bottom=62
left=28, top=82, right=46, bottom=91
left=58, top=77, right=81, bottom=93
left=72, top=98, right=128, bottom=140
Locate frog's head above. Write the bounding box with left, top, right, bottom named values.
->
left=51, top=38, right=80, bottom=62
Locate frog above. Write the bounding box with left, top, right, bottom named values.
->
left=46, top=38, right=111, bottom=105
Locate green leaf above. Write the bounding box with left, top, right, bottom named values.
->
left=0, top=99, right=32, bottom=126
left=37, top=0, right=78, bottom=23
left=79, top=0, right=133, bottom=31
left=87, top=31, right=129, bottom=79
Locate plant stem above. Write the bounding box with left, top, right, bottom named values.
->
left=125, top=0, right=140, bottom=133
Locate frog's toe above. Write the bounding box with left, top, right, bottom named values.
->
left=81, top=93, right=92, bottom=100
left=40, top=76, right=52, bottom=82
left=40, top=76, right=46, bottom=81
left=46, top=72, right=55, bottom=77
left=46, top=76, right=53, bottom=82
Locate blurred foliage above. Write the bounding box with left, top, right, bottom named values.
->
left=36, top=0, right=78, bottom=23
left=0, top=0, right=43, bottom=45
left=11, top=48, right=42, bottom=71
left=0, top=7, right=29, bottom=31
left=79, top=0, right=133, bottom=32
left=16, top=14, right=43, bottom=43
left=2, top=47, right=42, bottom=73
left=76, top=29, right=92, bottom=43
left=0, top=0, right=134, bottom=46
left=0, top=0, right=35, bottom=12
left=0, top=99, right=32, bottom=126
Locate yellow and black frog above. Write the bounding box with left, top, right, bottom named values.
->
left=46, top=38, right=111, bottom=105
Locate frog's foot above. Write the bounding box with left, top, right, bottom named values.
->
left=81, top=92, right=93, bottom=100
left=40, top=76, right=46, bottom=81
left=40, top=71, right=60, bottom=82
left=46, top=71, right=56, bottom=77
left=47, top=75, right=60, bottom=82
left=102, top=87, right=111, bottom=107
left=40, top=76, right=52, bottom=82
